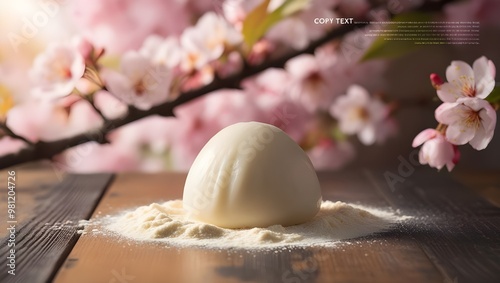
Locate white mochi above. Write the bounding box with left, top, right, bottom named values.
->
left=183, top=122, right=322, bottom=229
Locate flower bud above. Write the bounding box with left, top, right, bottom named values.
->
left=430, top=73, right=443, bottom=90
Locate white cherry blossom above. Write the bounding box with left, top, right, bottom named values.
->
left=285, top=54, right=333, bottom=112
left=103, top=51, right=173, bottom=110
left=412, top=129, right=460, bottom=171
left=330, top=85, right=390, bottom=145
left=435, top=97, right=497, bottom=150
left=180, top=12, right=242, bottom=72
left=30, top=42, right=86, bottom=99
left=437, top=56, right=496, bottom=102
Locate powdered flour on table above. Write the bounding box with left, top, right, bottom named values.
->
left=94, top=200, right=410, bottom=249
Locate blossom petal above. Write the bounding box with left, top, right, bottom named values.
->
left=479, top=102, right=497, bottom=132
left=437, top=60, right=475, bottom=102
left=121, top=52, right=151, bottom=82
left=422, top=139, right=444, bottom=170
left=437, top=82, right=462, bottom=102
left=461, top=97, right=497, bottom=131
left=473, top=56, right=496, bottom=99
left=358, top=125, right=376, bottom=145
left=446, top=60, right=474, bottom=86
left=435, top=102, right=462, bottom=124
left=418, top=148, right=428, bottom=165
left=338, top=112, right=364, bottom=134
left=367, top=99, right=388, bottom=122
left=445, top=122, right=475, bottom=145
left=286, top=55, right=319, bottom=79
left=346, top=84, right=370, bottom=104
left=103, top=70, right=133, bottom=100
left=424, top=137, right=455, bottom=170
left=412, top=128, right=437, bottom=147
left=468, top=123, right=490, bottom=150
left=469, top=108, right=496, bottom=150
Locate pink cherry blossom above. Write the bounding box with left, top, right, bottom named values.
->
left=329, top=85, right=391, bottom=145
left=307, top=138, right=355, bottom=170
left=180, top=12, right=242, bottom=72
left=435, top=98, right=497, bottom=150
left=285, top=54, right=334, bottom=112
left=412, top=129, right=460, bottom=171
left=103, top=51, right=173, bottom=110
left=30, top=42, right=86, bottom=100
left=437, top=56, right=496, bottom=102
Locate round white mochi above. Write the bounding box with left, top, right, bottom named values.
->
left=183, top=122, right=322, bottom=229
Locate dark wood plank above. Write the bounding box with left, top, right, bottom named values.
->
left=364, top=168, right=500, bottom=283
left=55, top=172, right=442, bottom=283
left=452, top=170, right=500, bottom=207
left=0, top=171, right=114, bottom=283
left=0, top=169, right=65, bottom=237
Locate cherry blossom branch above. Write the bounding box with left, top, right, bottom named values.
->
left=0, top=23, right=371, bottom=169
left=0, top=0, right=459, bottom=170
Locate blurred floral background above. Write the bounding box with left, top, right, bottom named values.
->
left=0, top=0, right=499, bottom=173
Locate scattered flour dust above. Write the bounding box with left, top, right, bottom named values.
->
left=92, top=200, right=410, bottom=249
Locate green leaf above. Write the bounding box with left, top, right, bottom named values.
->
left=277, top=0, right=310, bottom=16
left=242, top=0, right=271, bottom=47
left=360, top=12, right=433, bottom=62
left=485, top=87, right=500, bottom=103
left=241, top=0, right=311, bottom=47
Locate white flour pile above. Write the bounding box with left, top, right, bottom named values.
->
left=103, top=200, right=408, bottom=249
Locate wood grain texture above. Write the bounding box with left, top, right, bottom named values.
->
left=0, top=169, right=64, bottom=238
left=365, top=168, right=500, bottom=283
left=0, top=171, right=113, bottom=283
left=54, top=172, right=443, bottom=283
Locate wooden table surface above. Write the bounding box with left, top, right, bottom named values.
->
left=1, top=168, right=499, bottom=283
